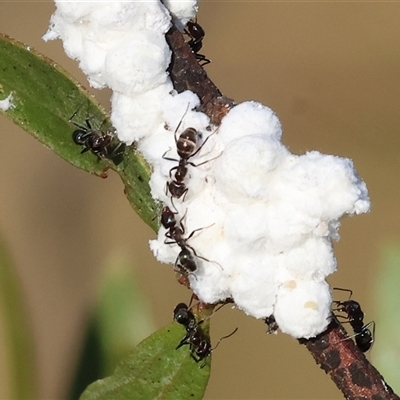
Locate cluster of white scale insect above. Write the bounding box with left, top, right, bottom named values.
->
left=44, top=0, right=370, bottom=339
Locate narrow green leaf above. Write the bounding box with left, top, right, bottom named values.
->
left=0, top=34, right=108, bottom=176
left=373, top=241, right=400, bottom=393
left=0, top=34, right=158, bottom=230
left=0, top=234, right=38, bottom=399
left=79, top=323, right=211, bottom=400
left=68, top=252, right=156, bottom=399
left=95, top=252, right=156, bottom=375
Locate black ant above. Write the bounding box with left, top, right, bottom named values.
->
left=332, top=287, right=375, bottom=352
left=69, top=108, right=125, bottom=165
left=264, top=315, right=279, bottom=334
left=163, top=108, right=218, bottom=200
left=173, top=302, right=237, bottom=367
left=161, top=206, right=213, bottom=277
left=184, top=20, right=210, bottom=66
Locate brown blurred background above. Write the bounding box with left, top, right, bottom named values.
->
left=1, top=2, right=400, bottom=399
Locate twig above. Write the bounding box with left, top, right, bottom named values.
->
left=165, top=21, right=399, bottom=400
left=165, top=25, right=234, bottom=125
left=300, top=317, right=399, bottom=400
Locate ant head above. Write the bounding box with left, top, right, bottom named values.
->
left=173, top=303, right=195, bottom=326
left=72, top=129, right=90, bottom=145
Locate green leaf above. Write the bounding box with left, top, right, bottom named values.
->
left=0, top=234, right=38, bottom=399
left=68, top=252, right=156, bottom=399
left=0, top=34, right=158, bottom=231
left=373, top=241, right=400, bottom=393
left=79, top=322, right=211, bottom=400
left=95, top=252, right=156, bottom=375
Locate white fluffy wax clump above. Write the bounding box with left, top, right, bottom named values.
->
left=43, top=2, right=170, bottom=89
left=146, top=98, right=370, bottom=338
left=44, top=3, right=371, bottom=339
left=43, top=1, right=173, bottom=145
left=273, top=279, right=332, bottom=339
left=216, top=101, right=283, bottom=144
left=150, top=100, right=370, bottom=339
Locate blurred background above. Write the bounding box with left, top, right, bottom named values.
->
left=1, top=1, right=400, bottom=399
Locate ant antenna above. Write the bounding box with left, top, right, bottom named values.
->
left=69, top=103, right=85, bottom=122
left=173, top=103, right=191, bottom=140
left=332, top=287, right=353, bottom=298
left=212, top=327, right=239, bottom=352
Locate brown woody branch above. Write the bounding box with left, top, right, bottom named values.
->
left=165, top=23, right=399, bottom=400
left=165, top=25, right=234, bottom=125
left=300, top=317, right=398, bottom=400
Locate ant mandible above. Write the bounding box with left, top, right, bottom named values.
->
left=332, top=287, right=375, bottom=352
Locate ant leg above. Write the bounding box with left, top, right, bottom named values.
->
left=84, top=117, right=94, bottom=130
left=184, top=242, right=223, bottom=271
left=188, top=152, right=223, bottom=168
left=180, top=187, right=189, bottom=202
left=162, top=148, right=179, bottom=163
left=333, top=314, right=352, bottom=325
left=176, top=333, right=191, bottom=350
left=346, top=321, right=375, bottom=341
left=190, top=352, right=201, bottom=364
left=165, top=182, right=169, bottom=197
left=70, top=115, right=94, bottom=135
left=196, top=54, right=211, bottom=66
left=173, top=262, right=198, bottom=281
left=187, top=293, right=197, bottom=309
left=107, top=142, right=125, bottom=158
left=177, top=208, right=188, bottom=234
left=333, top=287, right=353, bottom=299
left=168, top=165, right=178, bottom=180
left=164, top=235, right=174, bottom=245
left=170, top=197, right=178, bottom=213
left=196, top=301, right=232, bottom=328
left=200, top=358, right=208, bottom=369
left=80, top=147, right=91, bottom=155
left=99, top=116, right=111, bottom=131
left=189, top=128, right=219, bottom=159
left=185, top=223, right=214, bottom=242
left=68, top=103, right=84, bottom=123
left=70, top=121, right=90, bottom=131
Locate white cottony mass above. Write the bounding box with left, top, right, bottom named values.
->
left=44, top=1, right=370, bottom=339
